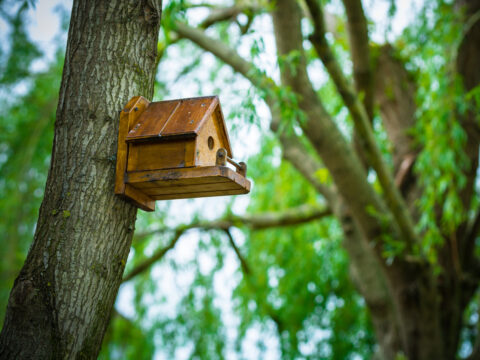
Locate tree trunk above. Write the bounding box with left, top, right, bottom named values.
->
left=0, top=0, right=161, bottom=358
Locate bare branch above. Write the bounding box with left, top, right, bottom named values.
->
left=238, top=204, right=332, bottom=229
left=304, top=0, right=418, bottom=246
left=137, top=204, right=332, bottom=240
left=279, top=131, right=337, bottom=204
left=222, top=230, right=286, bottom=338
left=199, top=4, right=261, bottom=30
left=341, top=0, right=373, bottom=118
left=224, top=229, right=251, bottom=275
left=122, top=231, right=182, bottom=282
left=174, top=22, right=266, bottom=89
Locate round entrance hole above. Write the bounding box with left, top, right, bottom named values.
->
left=208, top=136, right=214, bottom=150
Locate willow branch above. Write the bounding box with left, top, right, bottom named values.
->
left=280, top=132, right=337, bottom=204
left=222, top=229, right=286, bottom=335
left=305, top=0, right=418, bottom=245
left=124, top=204, right=331, bottom=282
left=137, top=204, right=331, bottom=240
left=122, top=231, right=183, bottom=282
left=199, top=4, right=262, bottom=30
left=224, top=229, right=251, bottom=275
left=174, top=22, right=266, bottom=89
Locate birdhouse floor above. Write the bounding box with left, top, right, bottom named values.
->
left=124, top=166, right=251, bottom=210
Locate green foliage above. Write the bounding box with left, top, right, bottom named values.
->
left=156, top=268, right=227, bottom=360
left=0, top=56, right=61, bottom=321
left=2, top=1, right=478, bottom=359
left=401, top=1, right=469, bottom=263
left=99, top=312, right=155, bottom=360
left=0, top=1, right=64, bottom=321
left=229, top=136, right=374, bottom=359
left=458, top=289, right=480, bottom=358
left=0, top=2, right=42, bottom=85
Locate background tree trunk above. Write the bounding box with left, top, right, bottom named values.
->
left=171, top=0, right=480, bottom=358
left=0, top=0, right=161, bottom=358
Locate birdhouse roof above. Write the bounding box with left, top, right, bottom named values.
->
left=126, top=95, right=232, bottom=156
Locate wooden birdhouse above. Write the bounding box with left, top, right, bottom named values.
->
left=115, top=95, right=251, bottom=212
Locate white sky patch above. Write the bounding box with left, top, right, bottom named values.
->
left=26, top=0, right=72, bottom=71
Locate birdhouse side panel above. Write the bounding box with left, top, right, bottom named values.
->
left=195, top=115, right=224, bottom=167
left=127, top=139, right=196, bottom=172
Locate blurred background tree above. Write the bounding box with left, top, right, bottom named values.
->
left=1, top=0, right=479, bottom=359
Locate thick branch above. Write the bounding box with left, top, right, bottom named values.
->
left=374, top=45, right=418, bottom=174
left=456, top=0, right=480, bottom=267
left=304, top=0, right=418, bottom=246
left=199, top=4, right=261, bottom=30
left=278, top=130, right=337, bottom=205
left=341, top=0, right=373, bottom=118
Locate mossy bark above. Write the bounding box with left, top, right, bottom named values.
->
left=0, top=0, right=161, bottom=358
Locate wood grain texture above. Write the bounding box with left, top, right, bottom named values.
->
left=124, top=184, right=155, bottom=212
left=115, top=96, right=150, bottom=195
left=127, top=139, right=196, bottom=171
left=196, top=115, right=224, bottom=166
left=161, top=96, right=217, bottom=136
left=150, top=189, right=249, bottom=200
left=124, top=96, right=233, bottom=156
left=126, top=100, right=180, bottom=141
left=126, top=165, right=250, bottom=200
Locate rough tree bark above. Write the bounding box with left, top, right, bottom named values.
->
left=0, top=0, right=161, bottom=358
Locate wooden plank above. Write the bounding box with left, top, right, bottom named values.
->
left=213, top=105, right=233, bottom=158
left=160, top=96, right=217, bottom=136
left=127, top=97, right=150, bottom=132
left=127, top=166, right=250, bottom=190
left=142, top=180, right=243, bottom=196
left=126, top=100, right=180, bottom=141
left=151, top=188, right=249, bottom=200
left=124, top=184, right=155, bottom=212
left=132, top=176, right=231, bottom=189
left=196, top=115, right=223, bottom=167
left=115, top=96, right=150, bottom=195
left=185, top=138, right=196, bottom=167
left=126, top=139, right=195, bottom=172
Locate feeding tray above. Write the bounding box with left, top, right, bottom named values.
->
left=114, top=95, right=251, bottom=212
